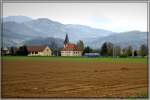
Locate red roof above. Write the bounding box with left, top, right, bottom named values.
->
left=27, top=45, right=47, bottom=52
left=62, top=43, right=80, bottom=51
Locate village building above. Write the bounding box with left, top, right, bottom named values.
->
left=84, top=53, right=100, bottom=57
left=1, top=47, right=10, bottom=55
left=61, top=34, right=82, bottom=56
left=27, top=45, right=52, bottom=56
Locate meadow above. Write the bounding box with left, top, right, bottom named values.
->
left=2, top=56, right=148, bottom=98
left=2, top=56, right=147, bottom=63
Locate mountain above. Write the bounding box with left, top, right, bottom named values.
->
left=3, top=16, right=32, bottom=23
left=2, top=21, right=43, bottom=47
left=3, top=27, right=31, bottom=47
left=23, top=18, right=66, bottom=38
left=64, top=24, right=113, bottom=40
left=3, top=21, right=42, bottom=37
left=2, top=16, right=114, bottom=47
left=23, top=18, right=113, bottom=41
left=2, top=16, right=147, bottom=49
left=88, top=31, right=147, bottom=49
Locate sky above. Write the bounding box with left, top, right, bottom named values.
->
left=3, top=3, right=148, bottom=32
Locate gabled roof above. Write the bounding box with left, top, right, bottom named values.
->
left=27, top=45, right=48, bottom=52
left=62, top=43, right=80, bottom=51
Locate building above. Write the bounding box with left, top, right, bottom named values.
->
left=84, top=53, right=100, bottom=57
left=61, top=43, right=82, bottom=56
left=27, top=45, right=52, bottom=56
left=1, top=47, right=10, bottom=55
left=61, top=34, right=82, bottom=56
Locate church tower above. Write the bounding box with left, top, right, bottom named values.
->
left=64, top=33, right=69, bottom=48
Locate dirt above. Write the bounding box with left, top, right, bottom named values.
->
left=2, top=61, right=148, bottom=98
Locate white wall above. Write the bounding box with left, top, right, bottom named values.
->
left=61, top=51, right=82, bottom=56
left=28, top=46, right=52, bottom=56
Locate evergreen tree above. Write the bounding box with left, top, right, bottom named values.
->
left=100, top=42, right=108, bottom=56
left=134, top=50, right=138, bottom=56
left=17, top=45, right=28, bottom=56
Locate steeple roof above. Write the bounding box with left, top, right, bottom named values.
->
left=64, top=33, right=69, bottom=44
left=62, top=43, right=80, bottom=51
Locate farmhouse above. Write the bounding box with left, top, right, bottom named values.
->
left=61, top=34, right=82, bottom=56
left=27, top=45, right=52, bottom=56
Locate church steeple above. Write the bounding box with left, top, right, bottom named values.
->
left=64, top=33, right=69, bottom=48
left=64, top=33, right=69, bottom=45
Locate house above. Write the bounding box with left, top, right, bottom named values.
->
left=27, top=45, right=52, bottom=56
left=61, top=34, right=82, bottom=56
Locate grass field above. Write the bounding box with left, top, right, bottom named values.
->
left=2, top=56, right=148, bottom=63
left=2, top=56, right=148, bottom=98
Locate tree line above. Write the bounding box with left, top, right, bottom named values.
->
left=77, top=41, right=148, bottom=57
left=2, top=40, right=148, bottom=57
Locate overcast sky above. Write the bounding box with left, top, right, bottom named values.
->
left=3, top=3, right=147, bottom=32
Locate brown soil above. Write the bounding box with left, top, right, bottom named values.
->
left=2, top=61, right=148, bottom=98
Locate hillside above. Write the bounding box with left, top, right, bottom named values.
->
left=88, top=31, right=147, bottom=49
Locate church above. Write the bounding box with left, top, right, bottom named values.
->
left=61, top=34, right=82, bottom=56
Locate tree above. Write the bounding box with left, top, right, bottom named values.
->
left=126, top=45, right=133, bottom=56
left=107, top=42, right=114, bottom=56
left=53, top=48, right=61, bottom=56
left=17, top=45, right=28, bottom=56
left=100, top=42, right=108, bottom=56
left=139, top=44, right=148, bottom=57
left=100, top=42, right=114, bottom=56
left=77, top=40, right=84, bottom=51
left=114, top=46, right=121, bottom=57
left=10, top=47, right=14, bottom=55
left=83, top=46, right=93, bottom=54
left=50, top=40, right=59, bottom=56
left=50, top=40, right=57, bottom=50
left=134, top=50, right=138, bottom=56
left=120, top=48, right=128, bottom=57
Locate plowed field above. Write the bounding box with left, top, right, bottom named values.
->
left=2, top=57, right=148, bottom=98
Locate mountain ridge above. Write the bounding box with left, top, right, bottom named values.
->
left=2, top=16, right=147, bottom=49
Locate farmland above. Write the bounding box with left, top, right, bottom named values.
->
left=2, top=56, right=148, bottom=98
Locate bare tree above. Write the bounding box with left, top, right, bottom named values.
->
left=77, top=40, right=84, bottom=51
left=139, top=44, right=148, bottom=57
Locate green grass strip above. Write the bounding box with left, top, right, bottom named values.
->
left=2, top=56, right=148, bottom=64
